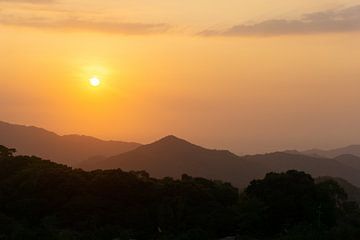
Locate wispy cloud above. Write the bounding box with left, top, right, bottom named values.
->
left=201, top=5, right=360, bottom=36
left=0, top=14, right=171, bottom=35
left=0, top=0, right=54, bottom=3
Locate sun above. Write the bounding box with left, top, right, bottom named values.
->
left=89, top=77, right=101, bottom=87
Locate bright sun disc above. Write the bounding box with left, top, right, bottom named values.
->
left=89, top=77, right=101, bottom=87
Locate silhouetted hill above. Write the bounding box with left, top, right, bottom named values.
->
left=303, top=145, right=360, bottom=158
left=282, top=150, right=303, bottom=155
left=0, top=121, right=141, bottom=166
left=334, top=154, right=360, bottom=170
left=286, top=148, right=360, bottom=171
left=244, top=152, right=360, bottom=185
left=81, top=136, right=360, bottom=188
left=80, top=135, right=266, bottom=188
left=4, top=121, right=360, bottom=188
left=3, top=145, right=360, bottom=239
left=0, top=145, right=241, bottom=239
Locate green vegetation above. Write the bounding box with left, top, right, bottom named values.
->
left=1, top=145, right=360, bottom=239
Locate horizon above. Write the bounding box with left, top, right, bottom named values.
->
left=3, top=2, right=360, bottom=238
left=0, top=0, right=360, bottom=240
left=2, top=119, right=360, bottom=156
left=2, top=0, right=360, bottom=154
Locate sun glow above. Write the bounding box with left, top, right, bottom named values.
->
left=89, top=77, right=101, bottom=87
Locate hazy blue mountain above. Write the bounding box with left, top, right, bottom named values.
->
left=0, top=121, right=141, bottom=166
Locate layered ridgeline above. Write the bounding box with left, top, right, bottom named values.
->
left=3, top=121, right=360, bottom=189
left=81, top=135, right=360, bottom=188
left=302, top=145, right=360, bottom=158
left=1, top=145, right=360, bottom=240
left=0, top=121, right=141, bottom=166
left=80, top=135, right=266, bottom=188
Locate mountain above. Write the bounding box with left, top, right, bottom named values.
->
left=334, top=154, right=360, bottom=170
left=0, top=121, right=141, bottom=166
left=303, top=145, right=360, bottom=158
left=4, top=121, right=360, bottom=188
left=286, top=148, right=360, bottom=171
left=80, top=135, right=266, bottom=188
left=245, top=152, right=360, bottom=186
left=2, top=145, right=358, bottom=239
left=80, top=135, right=360, bottom=188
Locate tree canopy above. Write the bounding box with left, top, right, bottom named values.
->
left=0, top=145, right=360, bottom=239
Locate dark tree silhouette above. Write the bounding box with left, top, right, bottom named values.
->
left=237, top=170, right=353, bottom=239
left=0, top=145, right=16, bottom=157
left=0, top=145, right=360, bottom=240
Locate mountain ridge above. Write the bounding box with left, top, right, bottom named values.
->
left=80, top=135, right=263, bottom=188
left=302, top=145, right=360, bottom=158
left=4, top=120, right=360, bottom=188
left=80, top=136, right=360, bottom=188
left=0, top=121, right=141, bottom=166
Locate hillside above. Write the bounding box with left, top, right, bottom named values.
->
left=244, top=152, right=360, bottom=186
left=80, top=135, right=266, bottom=188
left=2, top=145, right=360, bottom=239
left=4, top=121, right=360, bottom=188
left=80, top=136, right=360, bottom=188
left=0, top=145, right=241, bottom=239
left=334, top=154, right=360, bottom=170
left=0, top=121, right=141, bottom=166
left=303, top=145, right=360, bottom=158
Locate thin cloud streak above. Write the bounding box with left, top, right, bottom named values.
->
left=0, top=0, right=54, bottom=3
left=0, top=15, right=171, bottom=35
left=201, top=5, right=360, bottom=36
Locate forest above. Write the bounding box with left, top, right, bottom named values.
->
left=1, top=145, right=360, bottom=240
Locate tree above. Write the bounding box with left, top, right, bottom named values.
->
left=238, top=170, right=349, bottom=238
left=0, top=145, right=16, bottom=158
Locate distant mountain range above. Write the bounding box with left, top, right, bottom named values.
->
left=0, top=121, right=141, bottom=165
left=302, top=145, right=360, bottom=158
left=334, top=154, right=360, bottom=170
left=3, top=120, right=360, bottom=188
left=80, top=135, right=266, bottom=188
left=80, top=135, right=360, bottom=188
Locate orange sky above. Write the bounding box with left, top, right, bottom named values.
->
left=1, top=0, right=360, bottom=154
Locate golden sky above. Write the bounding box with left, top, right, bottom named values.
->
left=1, top=0, right=360, bottom=153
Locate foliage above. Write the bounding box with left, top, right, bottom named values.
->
left=237, top=170, right=359, bottom=239
left=0, top=145, right=360, bottom=239
left=0, top=145, right=238, bottom=239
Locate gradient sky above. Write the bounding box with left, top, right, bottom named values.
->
left=1, top=0, right=360, bottom=154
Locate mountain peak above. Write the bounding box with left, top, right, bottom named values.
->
left=144, top=135, right=201, bottom=151
left=153, top=135, right=192, bottom=145
left=159, top=135, right=183, bottom=141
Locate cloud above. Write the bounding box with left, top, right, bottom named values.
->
left=0, top=0, right=54, bottom=3
left=0, top=15, right=171, bottom=35
left=201, top=5, right=360, bottom=36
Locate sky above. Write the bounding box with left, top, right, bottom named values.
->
left=1, top=0, right=360, bottom=154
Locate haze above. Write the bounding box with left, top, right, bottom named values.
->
left=1, top=0, right=360, bottom=154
